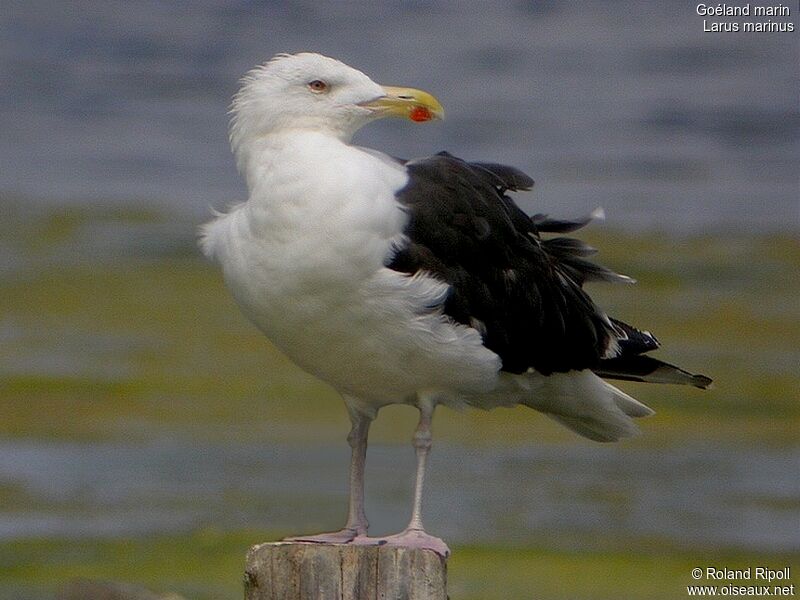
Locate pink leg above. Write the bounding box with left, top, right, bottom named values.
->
left=285, top=407, right=373, bottom=544
left=377, top=399, right=450, bottom=557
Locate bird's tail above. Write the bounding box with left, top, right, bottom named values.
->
left=472, top=358, right=711, bottom=442
left=541, top=379, right=655, bottom=442
left=476, top=370, right=655, bottom=443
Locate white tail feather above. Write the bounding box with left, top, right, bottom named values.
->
left=471, top=370, right=655, bottom=443
left=521, top=370, right=653, bottom=442
left=602, top=380, right=655, bottom=418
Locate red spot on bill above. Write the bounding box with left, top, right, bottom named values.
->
left=409, top=106, right=433, bottom=122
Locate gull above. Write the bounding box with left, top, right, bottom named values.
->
left=200, top=53, right=711, bottom=557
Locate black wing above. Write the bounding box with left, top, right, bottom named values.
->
left=387, top=152, right=628, bottom=375
left=594, top=319, right=712, bottom=388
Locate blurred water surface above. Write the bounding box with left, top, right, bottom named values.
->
left=1, top=438, right=798, bottom=552
left=1, top=0, right=798, bottom=231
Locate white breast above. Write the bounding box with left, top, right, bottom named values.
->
left=201, top=132, right=500, bottom=406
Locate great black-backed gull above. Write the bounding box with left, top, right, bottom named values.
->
left=200, top=52, right=711, bottom=557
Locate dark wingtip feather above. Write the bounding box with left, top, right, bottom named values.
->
left=691, top=374, right=714, bottom=390
left=532, top=207, right=605, bottom=234
left=595, top=354, right=713, bottom=390
left=610, top=319, right=661, bottom=354
left=470, top=161, right=535, bottom=191
left=532, top=214, right=591, bottom=234
left=542, top=239, right=634, bottom=285
left=485, top=166, right=534, bottom=191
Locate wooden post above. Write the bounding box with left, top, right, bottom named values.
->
left=244, top=542, right=447, bottom=600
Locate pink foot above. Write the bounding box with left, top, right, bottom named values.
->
left=349, top=535, right=385, bottom=547
left=283, top=528, right=359, bottom=544
left=375, top=528, right=450, bottom=558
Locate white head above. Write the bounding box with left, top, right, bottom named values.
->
left=229, top=53, right=443, bottom=169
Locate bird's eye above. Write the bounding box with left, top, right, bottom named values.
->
left=307, top=80, right=329, bottom=93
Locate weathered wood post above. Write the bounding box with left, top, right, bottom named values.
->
left=244, top=542, right=447, bottom=600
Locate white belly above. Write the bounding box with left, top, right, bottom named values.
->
left=201, top=137, right=500, bottom=406
left=237, top=262, right=499, bottom=404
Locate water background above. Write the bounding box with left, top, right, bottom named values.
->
left=1, top=439, right=798, bottom=552
left=1, top=0, right=798, bottom=231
